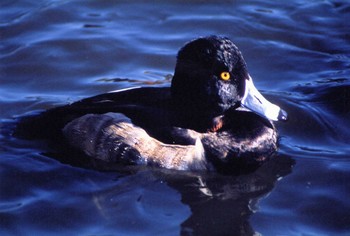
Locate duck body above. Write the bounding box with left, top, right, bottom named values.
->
left=16, top=36, right=287, bottom=173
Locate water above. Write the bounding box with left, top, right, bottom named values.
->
left=1, top=0, right=350, bottom=235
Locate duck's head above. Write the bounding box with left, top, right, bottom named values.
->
left=171, top=36, right=287, bottom=122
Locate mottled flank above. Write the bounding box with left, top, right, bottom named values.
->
left=63, top=111, right=277, bottom=171
left=63, top=113, right=210, bottom=171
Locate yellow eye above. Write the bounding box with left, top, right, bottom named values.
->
left=220, top=72, right=230, bottom=81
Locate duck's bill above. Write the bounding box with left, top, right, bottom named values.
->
left=241, top=76, right=288, bottom=121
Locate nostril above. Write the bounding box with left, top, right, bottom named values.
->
left=254, top=95, right=262, bottom=104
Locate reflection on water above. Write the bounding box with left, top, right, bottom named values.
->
left=1, top=0, right=350, bottom=235
left=95, top=71, right=173, bottom=86
left=90, top=155, right=294, bottom=235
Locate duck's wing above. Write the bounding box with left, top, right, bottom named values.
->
left=15, top=87, right=172, bottom=140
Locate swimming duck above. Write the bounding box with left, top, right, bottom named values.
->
left=17, top=36, right=287, bottom=173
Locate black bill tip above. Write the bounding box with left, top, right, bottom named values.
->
left=278, top=109, right=288, bottom=121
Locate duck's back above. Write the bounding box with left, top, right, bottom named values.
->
left=15, top=87, right=173, bottom=140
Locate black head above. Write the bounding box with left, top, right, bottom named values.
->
left=171, top=36, right=248, bottom=118
left=171, top=36, right=287, bottom=125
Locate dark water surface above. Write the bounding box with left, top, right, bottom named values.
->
left=1, top=0, right=350, bottom=235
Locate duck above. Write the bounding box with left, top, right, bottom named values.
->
left=16, top=36, right=287, bottom=173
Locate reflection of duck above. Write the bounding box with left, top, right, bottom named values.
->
left=16, top=36, right=287, bottom=172
left=89, top=154, right=295, bottom=235
left=162, top=155, right=295, bottom=235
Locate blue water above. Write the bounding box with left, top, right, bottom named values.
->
left=1, top=0, right=350, bottom=235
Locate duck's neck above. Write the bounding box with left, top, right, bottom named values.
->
left=170, top=98, right=228, bottom=132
